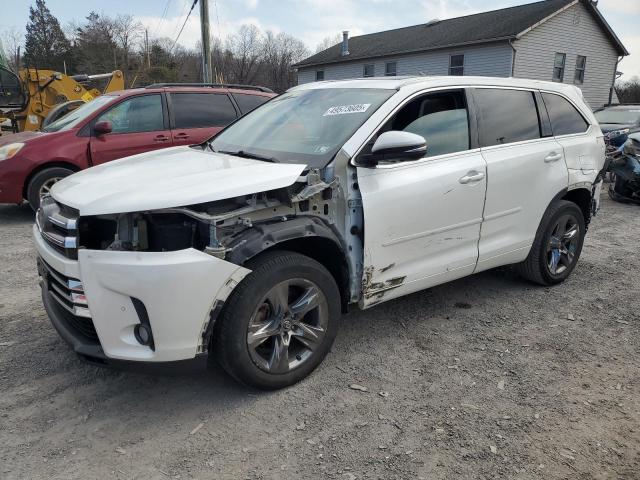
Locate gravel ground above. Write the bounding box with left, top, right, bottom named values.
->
left=0, top=191, right=638, bottom=480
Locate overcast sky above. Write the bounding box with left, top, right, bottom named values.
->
left=2, top=0, right=638, bottom=79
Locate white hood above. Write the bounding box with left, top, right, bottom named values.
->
left=51, top=146, right=307, bottom=216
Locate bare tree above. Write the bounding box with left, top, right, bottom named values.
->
left=263, top=31, right=309, bottom=92
left=615, top=77, right=640, bottom=104
left=315, top=33, right=342, bottom=53
left=227, top=24, right=263, bottom=84
left=1, top=27, right=23, bottom=72
left=113, top=14, right=143, bottom=72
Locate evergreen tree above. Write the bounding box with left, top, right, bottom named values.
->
left=23, top=0, right=74, bottom=72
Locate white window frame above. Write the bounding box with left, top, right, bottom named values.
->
left=385, top=62, right=397, bottom=76
left=552, top=53, right=566, bottom=82
left=363, top=64, right=375, bottom=77
left=315, top=70, right=324, bottom=81
left=574, top=55, right=586, bottom=85
left=449, top=54, right=465, bottom=76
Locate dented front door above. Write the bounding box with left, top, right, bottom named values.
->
left=357, top=150, right=487, bottom=307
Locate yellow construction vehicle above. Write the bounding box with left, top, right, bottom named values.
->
left=0, top=66, right=124, bottom=134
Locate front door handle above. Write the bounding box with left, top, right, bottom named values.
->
left=544, top=151, right=563, bottom=163
left=154, top=135, right=170, bottom=142
left=459, top=171, right=485, bottom=184
left=174, top=133, right=190, bottom=140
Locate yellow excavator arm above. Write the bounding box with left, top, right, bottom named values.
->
left=0, top=68, right=124, bottom=133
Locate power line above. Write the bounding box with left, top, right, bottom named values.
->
left=152, top=0, right=172, bottom=39
left=171, top=0, right=198, bottom=51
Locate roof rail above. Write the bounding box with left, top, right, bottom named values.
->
left=144, top=82, right=274, bottom=93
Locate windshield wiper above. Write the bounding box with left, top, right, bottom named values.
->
left=215, top=149, right=277, bottom=163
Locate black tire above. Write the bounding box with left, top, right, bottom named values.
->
left=516, top=200, right=585, bottom=286
left=213, top=250, right=341, bottom=390
left=26, top=167, right=74, bottom=211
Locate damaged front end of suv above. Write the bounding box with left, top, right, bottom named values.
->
left=34, top=85, right=392, bottom=386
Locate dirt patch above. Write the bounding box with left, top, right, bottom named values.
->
left=0, top=192, right=638, bottom=479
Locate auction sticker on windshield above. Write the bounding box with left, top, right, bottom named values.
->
left=323, top=104, right=371, bottom=116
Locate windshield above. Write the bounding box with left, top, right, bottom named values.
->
left=594, top=108, right=640, bottom=125
left=43, top=95, right=117, bottom=132
left=210, top=88, right=395, bottom=167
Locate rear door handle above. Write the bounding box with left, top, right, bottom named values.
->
left=174, top=133, right=190, bottom=140
left=459, top=171, right=485, bottom=184
left=544, top=151, right=563, bottom=163
left=154, top=135, right=170, bottom=142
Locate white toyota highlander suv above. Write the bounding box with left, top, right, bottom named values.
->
left=34, top=76, right=606, bottom=389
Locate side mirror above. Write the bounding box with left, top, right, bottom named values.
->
left=94, top=120, right=112, bottom=135
left=370, top=131, right=426, bottom=162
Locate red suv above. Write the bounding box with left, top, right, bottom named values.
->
left=0, top=83, right=274, bottom=209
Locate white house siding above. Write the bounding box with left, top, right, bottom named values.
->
left=297, top=42, right=514, bottom=84
left=513, top=1, right=618, bottom=107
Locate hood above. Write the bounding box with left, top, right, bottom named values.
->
left=0, top=130, right=50, bottom=147
left=51, top=146, right=307, bottom=216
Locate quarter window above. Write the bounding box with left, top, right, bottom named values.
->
left=574, top=55, right=586, bottom=84
left=449, top=54, right=464, bottom=76
left=315, top=70, right=325, bottom=81
left=363, top=64, right=375, bottom=77
left=541, top=92, right=589, bottom=136
left=96, top=94, right=164, bottom=134
left=474, top=88, right=541, bottom=147
left=232, top=93, right=270, bottom=114
left=170, top=93, right=237, bottom=129
left=385, top=62, right=397, bottom=76
left=553, top=53, right=566, bottom=82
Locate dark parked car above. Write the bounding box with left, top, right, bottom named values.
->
left=0, top=83, right=274, bottom=209
left=594, top=104, right=640, bottom=149
left=609, top=132, right=640, bottom=204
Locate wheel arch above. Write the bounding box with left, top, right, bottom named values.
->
left=227, top=217, right=351, bottom=313
left=22, top=161, right=81, bottom=199
left=561, top=187, right=592, bottom=230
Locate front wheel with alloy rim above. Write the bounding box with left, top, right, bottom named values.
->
left=516, top=200, right=586, bottom=286
left=26, top=167, right=74, bottom=211
left=213, top=251, right=340, bottom=390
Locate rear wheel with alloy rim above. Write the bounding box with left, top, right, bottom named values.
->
left=517, top=200, right=585, bottom=286
left=214, top=251, right=340, bottom=389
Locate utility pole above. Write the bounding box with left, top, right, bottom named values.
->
left=145, top=29, right=151, bottom=69
left=200, top=0, right=213, bottom=83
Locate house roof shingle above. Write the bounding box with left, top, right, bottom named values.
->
left=294, top=0, right=627, bottom=68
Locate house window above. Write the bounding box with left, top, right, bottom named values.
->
left=363, top=64, right=375, bottom=77
left=385, top=62, right=397, bottom=76
left=552, top=53, right=566, bottom=82
left=449, top=54, right=464, bottom=76
left=315, top=70, right=324, bottom=81
left=574, top=55, right=586, bottom=84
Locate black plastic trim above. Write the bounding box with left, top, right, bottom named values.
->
left=131, top=297, right=155, bottom=351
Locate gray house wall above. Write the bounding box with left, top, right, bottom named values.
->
left=512, top=1, right=618, bottom=107
left=297, top=42, right=514, bottom=84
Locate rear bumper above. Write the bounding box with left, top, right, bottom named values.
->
left=33, top=224, right=251, bottom=366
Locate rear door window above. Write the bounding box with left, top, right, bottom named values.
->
left=541, top=92, right=589, bottom=136
left=474, top=88, right=541, bottom=147
left=170, top=93, right=237, bottom=129
left=232, top=93, right=270, bottom=114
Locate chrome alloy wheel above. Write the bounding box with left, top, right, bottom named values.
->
left=247, top=278, right=329, bottom=374
left=546, top=213, right=580, bottom=276
left=39, top=177, right=63, bottom=198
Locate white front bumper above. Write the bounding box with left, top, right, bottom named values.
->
left=34, top=225, right=250, bottom=362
